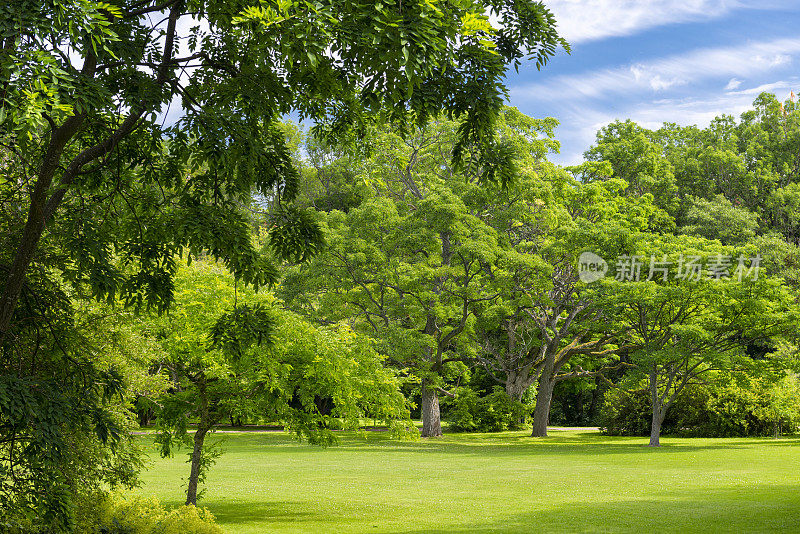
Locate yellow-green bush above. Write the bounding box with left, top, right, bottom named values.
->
left=75, top=492, right=223, bottom=534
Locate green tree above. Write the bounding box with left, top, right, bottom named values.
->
left=584, top=120, right=678, bottom=215
left=282, top=116, right=535, bottom=436
left=605, top=236, right=796, bottom=446
left=0, top=0, right=568, bottom=337
left=681, top=195, right=759, bottom=246
left=146, top=262, right=411, bottom=505
left=0, top=0, right=566, bottom=523
left=479, top=170, right=662, bottom=437
left=767, top=183, right=800, bottom=245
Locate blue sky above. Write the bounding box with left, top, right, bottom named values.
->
left=505, top=1, right=800, bottom=165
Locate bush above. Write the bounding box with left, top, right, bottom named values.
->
left=596, top=387, right=652, bottom=436
left=446, top=387, right=530, bottom=432
left=599, top=373, right=800, bottom=438
left=73, top=492, right=224, bottom=534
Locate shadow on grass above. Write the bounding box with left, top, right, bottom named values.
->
left=328, top=434, right=800, bottom=456
left=379, top=483, right=800, bottom=534
left=180, top=429, right=800, bottom=460
left=204, top=501, right=317, bottom=525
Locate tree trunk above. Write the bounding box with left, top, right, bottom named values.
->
left=186, top=426, right=209, bottom=506
left=649, top=409, right=663, bottom=447
left=531, top=373, right=555, bottom=437
left=648, top=366, right=663, bottom=447
left=420, top=380, right=442, bottom=437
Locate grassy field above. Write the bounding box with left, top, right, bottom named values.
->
left=135, top=428, right=800, bottom=533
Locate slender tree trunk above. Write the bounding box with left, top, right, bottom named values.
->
left=648, top=366, right=663, bottom=447
left=186, top=426, right=209, bottom=505
left=649, top=409, right=663, bottom=447
left=531, top=372, right=555, bottom=437
left=420, top=379, right=442, bottom=437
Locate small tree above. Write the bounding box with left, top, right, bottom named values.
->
left=147, top=262, right=411, bottom=505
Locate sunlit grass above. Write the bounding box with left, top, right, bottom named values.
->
left=136, top=428, right=800, bottom=533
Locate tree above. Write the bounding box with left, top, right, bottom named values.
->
left=584, top=120, right=678, bottom=215
left=767, top=183, right=800, bottom=245
left=148, top=262, right=411, bottom=505
left=478, top=169, right=663, bottom=437
left=681, top=195, right=759, bottom=246
left=606, top=236, right=796, bottom=446
left=1, top=0, right=566, bottom=521
left=0, top=0, right=568, bottom=339
left=283, top=173, right=504, bottom=437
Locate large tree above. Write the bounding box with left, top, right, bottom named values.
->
left=282, top=121, right=510, bottom=437
left=478, top=168, right=663, bottom=437
left=605, top=236, right=797, bottom=446
left=0, top=0, right=566, bottom=522
left=0, top=0, right=567, bottom=337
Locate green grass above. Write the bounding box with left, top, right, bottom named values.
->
left=136, top=428, right=800, bottom=533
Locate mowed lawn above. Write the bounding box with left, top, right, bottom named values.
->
left=135, top=428, right=800, bottom=533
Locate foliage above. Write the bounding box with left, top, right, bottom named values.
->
left=147, top=261, right=413, bottom=503
left=1, top=3, right=566, bottom=521
left=0, top=271, right=165, bottom=530
left=280, top=115, right=541, bottom=436
left=599, top=373, right=800, bottom=438
left=71, top=492, right=222, bottom=534
left=0, top=0, right=568, bottom=333
left=681, top=195, right=759, bottom=245
left=445, top=386, right=530, bottom=432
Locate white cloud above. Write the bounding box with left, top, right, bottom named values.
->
left=724, top=78, right=743, bottom=90
left=725, top=80, right=795, bottom=96
left=512, top=38, right=800, bottom=103
left=546, top=0, right=793, bottom=43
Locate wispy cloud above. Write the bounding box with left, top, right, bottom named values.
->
left=548, top=79, right=798, bottom=165
left=512, top=38, right=800, bottom=103
left=546, top=0, right=792, bottom=43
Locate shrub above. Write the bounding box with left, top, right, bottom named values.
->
left=446, top=387, right=530, bottom=432
left=599, top=373, right=800, bottom=438
left=74, top=492, right=224, bottom=534
left=596, top=387, right=651, bottom=436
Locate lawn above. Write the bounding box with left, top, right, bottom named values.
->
left=135, top=428, right=800, bottom=533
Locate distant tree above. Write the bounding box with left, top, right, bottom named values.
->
left=282, top=109, right=567, bottom=437
left=583, top=120, right=678, bottom=215
left=282, top=135, right=508, bottom=436
left=606, top=236, right=796, bottom=446
left=477, top=169, right=665, bottom=437
left=681, top=195, right=759, bottom=246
